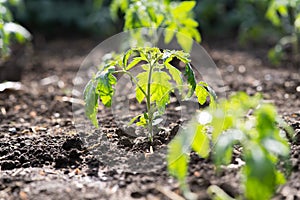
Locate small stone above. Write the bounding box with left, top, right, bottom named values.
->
left=238, top=65, right=246, bottom=73
left=8, top=127, right=17, bottom=134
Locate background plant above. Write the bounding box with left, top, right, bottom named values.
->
left=266, top=0, right=300, bottom=65
left=168, top=92, right=293, bottom=199
left=84, top=47, right=216, bottom=142
left=111, top=0, right=200, bottom=52
left=0, top=0, right=30, bottom=58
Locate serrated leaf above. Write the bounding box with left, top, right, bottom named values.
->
left=95, top=67, right=117, bottom=107
left=184, top=63, right=196, bottom=98
left=195, top=85, right=209, bottom=105
left=83, top=79, right=99, bottom=128
left=191, top=124, right=210, bottom=158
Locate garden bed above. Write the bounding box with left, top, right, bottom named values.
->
left=0, top=38, right=299, bottom=199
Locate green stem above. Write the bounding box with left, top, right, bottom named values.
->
left=146, top=62, right=154, bottom=142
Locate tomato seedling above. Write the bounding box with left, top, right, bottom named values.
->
left=110, top=0, right=200, bottom=52
left=168, top=92, right=293, bottom=199
left=266, top=0, right=300, bottom=64
left=84, top=47, right=216, bottom=142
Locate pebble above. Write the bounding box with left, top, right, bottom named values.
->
left=8, top=128, right=17, bottom=134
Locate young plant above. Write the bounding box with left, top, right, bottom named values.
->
left=0, top=0, right=31, bottom=58
left=168, top=92, right=293, bottom=199
left=266, top=0, right=300, bottom=64
left=110, top=0, right=201, bottom=52
left=83, top=47, right=216, bottom=142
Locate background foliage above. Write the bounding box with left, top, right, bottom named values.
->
left=0, top=0, right=30, bottom=57
left=8, top=0, right=300, bottom=62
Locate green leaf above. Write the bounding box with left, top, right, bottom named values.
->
left=295, top=13, right=300, bottom=30
left=255, top=104, right=277, bottom=139
left=191, top=124, right=210, bottom=158
left=182, top=18, right=198, bottom=27
left=190, top=27, right=201, bottom=42
left=167, top=135, right=189, bottom=183
left=150, top=71, right=172, bottom=109
left=95, top=67, right=117, bottom=107
left=123, top=49, right=133, bottom=69
left=136, top=113, right=148, bottom=126
left=214, top=130, right=245, bottom=166
left=165, top=23, right=176, bottom=44
left=128, top=114, right=142, bottom=126
left=176, top=30, right=193, bottom=52
left=173, top=1, right=196, bottom=14
left=135, top=86, right=145, bottom=103
left=135, top=72, right=148, bottom=103
left=243, top=146, right=278, bottom=200
left=165, top=62, right=183, bottom=91
left=184, top=63, right=196, bottom=98
left=195, top=84, right=209, bottom=105
left=126, top=57, right=145, bottom=70
left=262, top=138, right=289, bottom=157
left=197, top=82, right=217, bottom=108
left=83, top=79, right=99, bottom=128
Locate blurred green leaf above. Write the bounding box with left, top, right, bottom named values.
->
left=173, top=1, right=196, bottom=14
left=191, top=124, right=210, bottom=158
left=176, top=30, right=193, bottom=53
left=214, top=130, right=245, bottom=166
left=243, top=145, right=280, bottom=200
left=168, top=134, right=189, bottom=183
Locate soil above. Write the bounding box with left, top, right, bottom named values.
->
left=0, top=37, right=300, bottom=200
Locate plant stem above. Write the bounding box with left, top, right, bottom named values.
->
left=146, top=62, right=154, bottom=142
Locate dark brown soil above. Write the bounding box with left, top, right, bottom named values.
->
left=0, top=38, right=299, bottom=200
